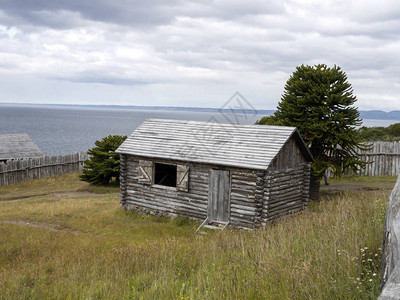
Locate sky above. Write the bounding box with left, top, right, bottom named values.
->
left=0, top=0, right=399, bottom=111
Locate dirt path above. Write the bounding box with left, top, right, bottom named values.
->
left=320, top=183, right=393, bottom=194
left=321, top=183, right=366, bottom=193
left=1, top=190, right=105, bottom=201
left=0, top=191, right=109, bottom=234
left=0, top=219, right=86, bottom=235
left=52, top=191, right=104, bottom=198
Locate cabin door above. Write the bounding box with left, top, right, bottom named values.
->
left=208, top=169, right=230, bottom=222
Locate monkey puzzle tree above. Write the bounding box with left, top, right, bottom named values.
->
left=257, top=64, right=368, bottom=199
left=80, top=135, right=127, bottom=185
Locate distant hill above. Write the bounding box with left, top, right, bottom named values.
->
left=255, top=110, right=400, bottom=121
left=359, top=110, right=400, bottom=121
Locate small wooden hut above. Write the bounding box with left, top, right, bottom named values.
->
left=116, top=119, right=313, bottom=229
left=0, top=133, right=43, bottom=162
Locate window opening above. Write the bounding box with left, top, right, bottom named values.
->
left=154, top=163, right=177, bottom=187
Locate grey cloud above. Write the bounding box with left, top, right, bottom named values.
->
left=0, top=0, right=286, bottom=29
left=19, top=10, right=86, bottom=29
left=60, top=76, right=155, bottom=86
left=348, top=1, right=400, bottom=23
left=0, top=0, right=182, bottom=28
left=182, top=0, right=285, bottom=19
left=0, top=0, right=399, bottom=110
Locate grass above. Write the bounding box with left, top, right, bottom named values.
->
left=0, top=173, right=87, bottom=201
left=0, top=173, right=396, bottom=299
left=326, top=175, right=397, bottom=190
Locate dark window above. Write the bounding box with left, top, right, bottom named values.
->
left=154, top=163, right=177, bottom=187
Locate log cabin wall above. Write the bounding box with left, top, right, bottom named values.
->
left=120, top=155, right=260, bottom=227
left=262, top=165, right=309, bottom=225
left=229, top=169, right=260, bottom=228
left=122, top=155, right=208, bottom=220
left=260, top=136, right=311, bottom=226
left=119, top=154, right=128, bottom=207
left=302, top=164, right=311, bottom=207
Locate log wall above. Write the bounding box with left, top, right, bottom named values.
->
left=229, top=169, right=260, bottom=228
left=121, top=155, right=311, bottom=228
left=262, top=164, right=310, bottom=225
left=120, top=154, right=128, bottom=206
left=121, top=155, right=260, bottom=228
left=0, top=152, right=88, bottom=187
left=122, top=156, right=208, bottom=220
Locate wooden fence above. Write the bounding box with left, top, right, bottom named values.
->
left=359, top=141, right=400, bottom=176
left=327, top=141, right=400, bottom=177
left=0, top=152, right=88, bottom=187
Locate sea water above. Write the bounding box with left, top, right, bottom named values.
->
left=0, top=104, right=398, bottom=155
left=0, top=104, right=262, bottom=155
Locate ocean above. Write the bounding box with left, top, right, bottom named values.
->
left=0, top=104, right=398, bottom=156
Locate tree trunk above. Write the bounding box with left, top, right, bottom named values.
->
left=309, top=175, right=321, bottom=201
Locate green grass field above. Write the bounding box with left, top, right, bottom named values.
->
left=0, top=173, right=395, bottom=299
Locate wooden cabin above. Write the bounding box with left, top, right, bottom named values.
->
left=116, top=119, right=313, bottom=229
left=0, top=133, right=43, bottom=162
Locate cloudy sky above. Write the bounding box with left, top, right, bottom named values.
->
left=0, top=0, right=399, bottom=111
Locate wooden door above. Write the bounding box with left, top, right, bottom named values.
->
left=208, top=169, right=230, bottom=222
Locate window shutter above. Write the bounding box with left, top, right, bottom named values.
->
left=176, top=165, right=189, bottom=192
left=138, top=160, right=153, bottom=185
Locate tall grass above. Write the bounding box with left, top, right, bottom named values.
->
left=0, top=174, right=392, bottom=299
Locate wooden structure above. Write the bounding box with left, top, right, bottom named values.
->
left=0, top=133, right=43, bottom=162
left=355, top=141, right=400, bottom=176
left=326, top=141, right=400, bottom=177
left=116, top=119, right=313, bottom=229
left=0, top=152, right=88, bottom=187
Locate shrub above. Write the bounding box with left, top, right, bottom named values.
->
left=358, top=123, right=400, bottom=141
left=79, top=135, right=127, bottom=185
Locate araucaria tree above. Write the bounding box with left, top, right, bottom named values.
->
left=80, top=135, right=127, bottom=185
left=257, top=64, right=368, bottom=199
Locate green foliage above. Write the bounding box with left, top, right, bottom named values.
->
left=388, top=123, right=400, bottom=136
left=358, top=126, right=390, bottom=141
left=255, top=115, right=279, bottom=125
left=79, top=135, right=127, bottom=185
left=358, top=123, right=400, bottom=141
left=261, top=64, right=368, bottom=179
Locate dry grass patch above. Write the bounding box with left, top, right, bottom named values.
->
left=0, top=174, right=394, bottom=299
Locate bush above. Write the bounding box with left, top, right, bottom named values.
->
left=358, top=123, right=400, bottom=141
left=79, top=135, right=127, bottom=185
left=387, top=123, right=400, bottom=137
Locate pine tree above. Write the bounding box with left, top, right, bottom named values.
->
left=258, top=64, right=368, bottom=199
left=79, top=135, right=127, bottom=185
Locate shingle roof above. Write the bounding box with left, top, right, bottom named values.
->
left=116, top=119, right=312, bottom=170
left=0, top=134, right=44, bottom=160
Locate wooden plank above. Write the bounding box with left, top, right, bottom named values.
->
left=138, top=160, right=153, bottom=184
left=176, top=164, right=189, bottom=192
left=207, top=169, right=230, bottom=222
